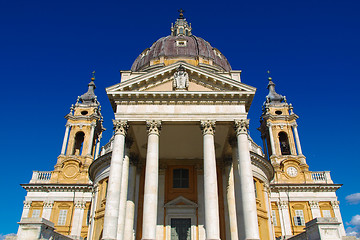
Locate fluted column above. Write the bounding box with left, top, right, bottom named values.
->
left=71, top=200, right=86, bottom=238
left=61, top=124, right=71, bottom=155
left=331, top=201, right=346, bottom=236
left=292, top=123, right=303, bottom=155
left=200, top=120, right=220, bottom=240
left=142, top=120, right=161, bottom=240
left=234, top=119, right=260, bottom=240
left=124, top=156, right=138, bottom=240
left=88, top=123, right=96, bottom=155
left=223, top=157, right=238, bottom=240
left=267, top=122, right=276, bottom=156
left=117, top=138, right=133, bottom=240
left=277, top=201, right=292, bottom=236
left=261, top=134, right=268, bottom=159
left=103, top=120, right=128, bottom=240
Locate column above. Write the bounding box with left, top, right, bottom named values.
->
left=71, top=201, right=86, bottom=238
left=200, top=120, right=220, bottom=240
left=124, top=157, right=138, bottom=240
left=267, top=122, right=276, bottom=156
left=277, top=201, right=292, bottom=236
left=95, top=133, right=102, bottom=159
left=223, top=157, right=238, bottom=240
left=117, top=138, right=133, bottom=240
left=263, top=187, right=275, bottom=240
left=331, top=201, right=346, bottom=236
left=142, top=120, right=161, bottom=240
left=21, top=201, right=32, bottom=219
left=87, top=184, right=99, bottom=240
left=234, top=119, right=260, bottom=240
left=61, top=124, right=71, bottom=155
left=41, top=201, right=54, bottom=220
left=292, top=124, right=303, bottom=155
left=103, top=120, right=128, bottom=240
left=88, top=123, right=96, bottom=155
left=261, top=134, right=268, bottom=159
left=309, top=201, right=321, bottom=218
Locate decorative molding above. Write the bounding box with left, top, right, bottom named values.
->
left=113, top=120, right=129, bottom=136
left=200, top=120, right=215, bottom=135
left=309, top=201, right=320, bottom=209
left=146, top=120, right=162, bottom=135
left=234, top=119, right=249, bottom=136
left=270, top=184, right=342, bottom=193
left=21, top=184, right=93, bottom=192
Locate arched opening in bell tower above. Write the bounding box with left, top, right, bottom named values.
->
left=278, top=132, right=291, bottom=155
left=73, top=131, right=85, bottom=155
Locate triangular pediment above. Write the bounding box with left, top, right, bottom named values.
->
left=106, top=62, right=256, bottom=94
left=164, top=196, right=198, bottom=209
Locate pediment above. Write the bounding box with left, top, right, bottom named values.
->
left=164, top=196, right=198, bottom=209
left=106, top=62, right=256, bottom=94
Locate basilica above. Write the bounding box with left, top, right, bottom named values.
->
left=17, top=12, right=347, bottom=240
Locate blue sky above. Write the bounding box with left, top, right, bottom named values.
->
left=1, top=0, right=359, bottom=237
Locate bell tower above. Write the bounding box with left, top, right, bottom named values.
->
left=258, top=75, right=312, bottom=183
left=50, top=72, right=105, bottom=184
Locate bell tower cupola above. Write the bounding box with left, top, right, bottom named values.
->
left=258, top=73, right=310, bottom=183
left=171, top=9, right=192, bottom=36
left=51, top=72, right=105, bottom=184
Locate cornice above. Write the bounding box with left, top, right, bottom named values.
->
left=21, top=184, right=93, bottom=192
left=270, top=183, right=342, bottom=192
left=261, top=113, right=299, bottom=122
left=250, top=152, right=274, bottom=181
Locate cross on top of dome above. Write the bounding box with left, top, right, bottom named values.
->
left=171, top=9, right=192, bottom=36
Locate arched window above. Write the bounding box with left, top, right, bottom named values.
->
left=278, top=132, right=291, bottom=155
left=73, top=131, right=85, bottom=155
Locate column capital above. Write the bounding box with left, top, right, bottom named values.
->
left=277, top=200, right=288, bottom=209
left=65, top=123, right=71, bottom=128
left=146, top=120, right=162, bottom=135
left=113, top=120, right=129, bottom=136
left=43, top=200, right=54, bottom=208
left=23, top=200, right=32, bottom=208
left=234, top=119, right=249, bottom=136
left=309, top=201, right=320, bottom=209
left=200, top=120, right=216, bottom=135
left=291, top=122, right=298, bottom=128
left=75, top=200, right=87, bottom=209
left=266, top=122, right=272, bottom=127
left=331, top=200, right=340, bottom=209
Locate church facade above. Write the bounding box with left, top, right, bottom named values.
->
left=17, top=13, right=346, bottom=240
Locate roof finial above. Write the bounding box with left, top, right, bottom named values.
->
left=178, top=9, right=185, bottom=19
left=91, top=70, right=96, bottom=81
left=267, top=70, right=272, bottom=81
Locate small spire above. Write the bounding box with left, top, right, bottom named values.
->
left=178, top=9, right=185, bottom=19
left=265, top=71, right=285, bottom=105
left=77, top=72, right=98, bottom=106
left=91, top=70, right=96, bottom=81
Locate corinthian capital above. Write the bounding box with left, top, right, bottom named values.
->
left=146, top=120, right=162, bottom=135
left=234, top=119, right=249, bottom=136
left=113, top=120, right=129, bottom=136
left=200, top=120, right=216, bottom=135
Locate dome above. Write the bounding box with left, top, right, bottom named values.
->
left=131, top=15, right=232, bottom=72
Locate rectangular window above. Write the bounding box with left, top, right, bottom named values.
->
left=254, top=180, right=258, bottom=198
left=32, top=209, right=41, bottom=218
left=322, top=210, right=331, bottom=217
left=272, top=210, right=277, bottom=226
left=173, top=168, right=189, bottom=188
left=86, top=209, right=91, bottom=225
left=294, top=210, right=305, bottom=226
left=58, top=209, right=67, bottom=226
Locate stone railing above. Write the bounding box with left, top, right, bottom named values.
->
left=30, top=171, right=52, bottom=183
left=311, top=171, right=333, bottom=184
left=100, top=137, right=114, bottom=156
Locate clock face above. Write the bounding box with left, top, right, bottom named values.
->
left=287, top=166, right=298, bottom=177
